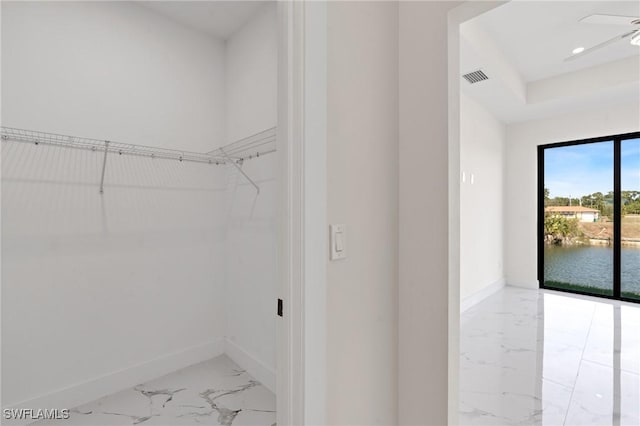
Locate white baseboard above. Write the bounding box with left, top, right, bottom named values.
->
left=224, top=339, right=276, bottom=394
left=2, top=339, right=224, bottom=426
left=507, top=280, right=539, bottom=289
left=461, top=278, right=506, bottom=313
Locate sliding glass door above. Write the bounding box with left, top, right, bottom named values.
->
left=538, top=132, right=640, bottom=302
left=621, top=137, right=640, bottom=301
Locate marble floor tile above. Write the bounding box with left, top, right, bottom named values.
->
left=564, top=360, right=639, bottom=426
left=460, top=287, right=640, bottom=426
left=459, top=378, right=573, bottom=426
left=581, top=306, right=640, bottom=375
left=31, top=355, right=276, bottom=426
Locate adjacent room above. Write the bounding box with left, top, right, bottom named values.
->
left=2, top=2, right=279, bottom=425
left=458, top=1, right=640, bottom=424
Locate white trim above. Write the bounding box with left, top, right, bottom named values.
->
left=2, top=339, right=224, bottom=426
left=507, top=280, right=539, bottom=289
left=447, top=10, right=462, bottom=426
left=224, top=339, right=276, bottom=394
left=277, top=2, right=327, bottom=424
left=277, top=2, right=307, bottom=425
left=301, top=2, right=327, bottom=425
left=460, top=278, right=506, bottom=313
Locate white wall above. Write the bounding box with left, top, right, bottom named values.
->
left=223, top=3, right=278, bottom=391
left=225, top=4, right=278, bottom=143
left=460, top=93, right=505, bottom=303
left=326, top=2, right=398, bottom=424
left=399, top=2, right=462, bottom=424
left=1, top=1, right=228, bottom=409
left=505, top=101, right=640, bottom=288
left=1, top=1, right=226, bottom=151
left=224, top=154, right=278, bottom=392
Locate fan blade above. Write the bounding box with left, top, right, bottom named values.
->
left=580, top=14, right=639, bottom=26
left=564, top=30, right=636, bottom=61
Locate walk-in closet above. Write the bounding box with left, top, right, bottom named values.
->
left=1, top=2, right=280, bottom=425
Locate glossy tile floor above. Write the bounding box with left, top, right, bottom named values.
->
left=32, top=355, right=276, bottom=426
left=459, top=287, right=640, bottom=425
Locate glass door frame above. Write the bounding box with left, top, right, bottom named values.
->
left=537, top=131, right=640, bottom=303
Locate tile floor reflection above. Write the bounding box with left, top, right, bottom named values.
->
left=460, top=287, right=640, bottom=426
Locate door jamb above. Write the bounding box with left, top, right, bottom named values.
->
left=277, top=2, right=328, bottom=425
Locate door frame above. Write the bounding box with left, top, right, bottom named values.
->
left=277, top=2, right=328, bottom=425
left=537, top=131, right=640, bottom=303
left=447, top=2, right=507, bottom=422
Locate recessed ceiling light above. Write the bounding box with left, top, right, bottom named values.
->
left=572, top=46, right=585, bottom=55
left=631, top=31, right=640, bottom=47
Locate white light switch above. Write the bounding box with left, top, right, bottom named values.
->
left=335, top=232, right=344, bottom=252
left=330, top=224, right=346, bottom=260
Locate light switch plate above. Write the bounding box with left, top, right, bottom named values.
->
left=330, top=224, right=346, bottom=260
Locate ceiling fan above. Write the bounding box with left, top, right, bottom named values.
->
left=565, top=14, right=640, bottom=61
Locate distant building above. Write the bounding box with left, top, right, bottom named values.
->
left=545, top=206, right=600, bottom=222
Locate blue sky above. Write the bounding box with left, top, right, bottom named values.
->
left=544, top=138, right=640, bottom=199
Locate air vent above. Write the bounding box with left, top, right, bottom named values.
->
left=462, top=69, right=489, bottom=84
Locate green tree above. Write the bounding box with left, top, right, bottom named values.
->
left=544, top=214, right=580, bottom=244
left=543, top=188, right=550, bottom=206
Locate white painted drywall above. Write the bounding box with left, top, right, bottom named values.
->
left=399, top=2, right=462, bottom=424
left=460, top=20, right=526, bottom=103
left=326, top=2, right=398, bottom=424
left=223, top=3, right=278, bottom=392
left=1, top=1, right=226, bottom=152
left=225, top=4, right=278, bottom=144
left=505, top=101, right=640, bottom=288
left=460, top=93, right=506, bottom=302
left=224, top=154, right=278, bottom=392
left=1, top=1, right=228, bottom=409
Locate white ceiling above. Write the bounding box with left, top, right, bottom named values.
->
left=474, top=0, right=640, bottom=82
left=461, top=0, right=640, bottom=123
left=139, top=1, right=267, bottom=40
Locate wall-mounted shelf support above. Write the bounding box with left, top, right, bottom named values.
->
left=99, top=141, right=109, bottom=194
left=219, top=147, right=260, bottom=195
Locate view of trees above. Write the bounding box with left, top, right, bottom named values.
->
left=544, top=188, right=640, bottom=217
left=544, top=214, right=580, bottom=244
left=622, top=190, right=640, bottom=215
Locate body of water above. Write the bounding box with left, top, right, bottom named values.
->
left=544, top=245, right=640, bottom=296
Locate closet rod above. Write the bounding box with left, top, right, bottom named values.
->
left=1, top=126, right=278, bottom=164
left=1, top=126, right=277, bottom=194
left=0, top=127, right=226, bottom=164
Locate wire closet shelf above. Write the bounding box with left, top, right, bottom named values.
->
left=0, top=126, right=277, bottom=165
left=1, top=126, right=276, bottom=194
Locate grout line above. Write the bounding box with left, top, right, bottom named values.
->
left=579, top=357, right=640, bottom=377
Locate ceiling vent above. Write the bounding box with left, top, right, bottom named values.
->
left=462, top=69, right=489, bottom=84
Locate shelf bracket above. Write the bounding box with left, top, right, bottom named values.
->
left=219, top=147, right=260, bottom=195
left=99, top=140, right=109, bottom=194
